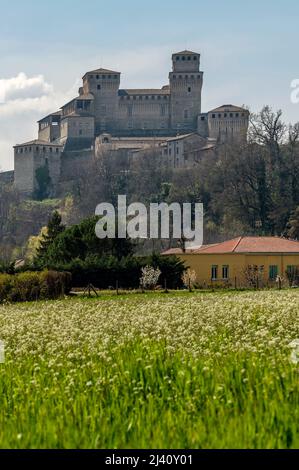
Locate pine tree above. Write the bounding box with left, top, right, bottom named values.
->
left=35, top=211, right=65, bottom=263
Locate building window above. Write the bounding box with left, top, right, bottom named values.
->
left=218, top=114, right=221, bottom=118
left=224, top=113, right=227, bottom=118
left=182, top=56, right=185, bottom=61
left=184, top=110, right=188, bottom=119
left=188, top=87, right=191, bottom=93
left=269, top=265, right=278, bottom=280
left=96, top=75, right=99, bottom=79
left=79, top=130, right=83, bottom=136
left=114, top=75, right=118, bottom=79
left=236, top=113, right=239, bottom=117
left=145, top=96, right=149, bottom=100
left=211, top=265, right=218, bottom=280
left=201, top=116, right=205, bottom=121
left=102, top=75, right=106, bottom=79
left=56, top=148, right=59, bottom=153
left=176, top=56, right=180, bottom=61
left=108, top=75, right=111, bottom=79
left=212, top=114, right=216, bottom=118
left=193, top=56, right=197, bottom=60
left=230, top=113, right=233, bottom=118
left=222, top=265, right=229, bottom=279
left=97, top=85, right=101, bottom=90
left=151, top=96, right=155, bottom=100
left=89, top=75, right=93, bottom=79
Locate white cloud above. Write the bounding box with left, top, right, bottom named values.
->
left=0, top=73, right=80, bottom=170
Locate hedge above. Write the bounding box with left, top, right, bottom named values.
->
left=0, top=271, right=72, bottom=303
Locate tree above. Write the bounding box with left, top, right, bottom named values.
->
left=286, top=207, right=299, bottom=239
left=35, top=215, right=134, bottom=267
left=140, top=265, right=161, bottom=290
left=35, top=211, right=65, bottom=264
left=34, top=163, right=51, bottom=200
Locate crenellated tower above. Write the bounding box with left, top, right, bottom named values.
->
left=169, top=51, right=203, bottom=132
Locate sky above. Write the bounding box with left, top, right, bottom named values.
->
left=0, top=0, right=298, bottom=170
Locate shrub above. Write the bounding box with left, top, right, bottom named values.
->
left=0, top=271, right=72, bottom=303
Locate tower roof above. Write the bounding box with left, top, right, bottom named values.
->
left=83, top=68, right=120, bottom=78
left=208, top=104, right=249, bottom=114
left=172, top=50, right=200, bottom=56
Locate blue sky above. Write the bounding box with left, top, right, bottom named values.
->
left=0, top=0, right=298, bottom=170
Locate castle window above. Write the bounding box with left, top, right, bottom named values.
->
left=133, top=96, right=136, bottom=100
left=187, top=56, right=191, bottom=60
left=36, top=147, right=39, bottom=152
left=185, top=75, right=188, bottom=79
left=173, top=75, right=176, bottom=79
left=230, top=113, right=233, bottom=118
left=89, top=75, right=94, bottom=79
left=218, top=114, right=221, bottom=118
left=29, top=147, right=32, bottom=152
left=193, top=56, right=197, bottom=60
left=212, top=114, right=216, bottom=118
left=182, top=56, right=185, bottom=61
left=188, top=87, right=191, bottom=93
left=108, top=75, right=111, bottom=79
left=201, top=116, right=205, bottom=121
left=191, top=75, right=194, bottom=79
left=43, top=147, right=46, bottom=152
left=179, top=75, right=182, bottom=79
left=184, top=110, right=188, bottom=119
left=151, top=96, right=155, bottom=100
left=176, top=56, right=180, bottom=61
left=96, top=75, right=99, bottom=79
left=236, top=113, right=239, bottom=117
left=97, top=85, right=101, bottom=90
left=77, top=101, right=83, bottom=109
left=163, top=96, right=168, bottom=100
left=102, top=75, right=106, bottom=79
left=145, top=96, right=149, bottom=100
left=50, top=147, right=52, bottom=153
left=224, top=113, right=227, bottom=118
left=158, top=95, right=161, bottom=100
left=56, top=148, right=59, bottom=153
left=114, top=75, right=118, bottom=79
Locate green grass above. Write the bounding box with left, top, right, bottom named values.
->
left=0, top=290, right=298, bottom=448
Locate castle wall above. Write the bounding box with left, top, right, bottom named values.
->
left=116, top=94, right=170, bottom=132
left=60, top=116, right=95, bottom=140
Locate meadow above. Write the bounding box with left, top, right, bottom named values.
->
left=0, top=290, right=298, bottom=449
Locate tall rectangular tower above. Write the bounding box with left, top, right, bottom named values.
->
left=82, top=68, right=120, bottom=134
left=169, top=51, right=203, bottom=132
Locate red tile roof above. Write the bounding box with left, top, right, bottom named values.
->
left=162, top=237, right=299, bottom=255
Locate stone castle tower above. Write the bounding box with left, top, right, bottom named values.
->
left=169, top=51, right=203, bottom=132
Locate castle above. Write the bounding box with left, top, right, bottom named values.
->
left=11, top=50, right=249, bottom=197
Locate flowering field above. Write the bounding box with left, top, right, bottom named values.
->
left=0, top=290, right=298, bottom=449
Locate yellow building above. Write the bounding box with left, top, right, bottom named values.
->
left=163, top=237, right=299, bottom=287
